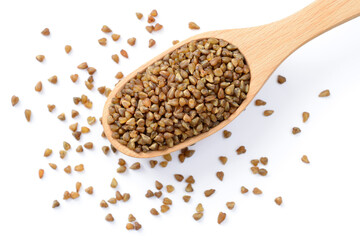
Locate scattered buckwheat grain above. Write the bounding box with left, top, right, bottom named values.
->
left=253, top=187, right=262, bottom=195
left=146, top=26, right=154, bottom=33
left=218, top=212, right=226, bottom=224
left=226, top=201, right=235, bottom=210
left=65, top=45, right=72, bottom=54
left=85, top=186, right=93, bottom=194
left=149, top=160, right=158, bottom=168
left=183, top=195, right=191, bottom=202
left=241, top=186, right=248, bottom=194
left=275, top=196, right=283, bottom=205
left=120, top=49, right=128, bottom=58
left=216, top=171, right=224, bottom=181
left=150, top=208, right=159, bottom=215
left=115, top=72, right=124, bottom=79
left=112, top=54, right=119, bottom=63
left=260, top=157, right=268, bottom=165
left=11, top=95, right=19, bottom=106
left=204, top=189, right=215, bottom=197
left=154, top=23, right=163, bottom=31
left=236, top=146, right=246, bottom=155
left=74, top=164, right=84, bottom=172
left=57, top=113, right=65, bottom=121
left=105, top=213, right=114, bottom=222
left=41, top=28, right=50, bottom=36
left=149, top=39, right=156, bottom=48
left=130, top=162, right=141, bottom=170
left=136, top=12, right=143, bottom=20
left=101, top=25, right=112, bottom=33
left=111, top=178, right=118, bottom=188
left=263, top=110, right=274, bottom=116
left=48, top=75, right=57, bottom=84
left=319, top=89, right=330, bottom=97
left=44, top=148, right=52, bottom=157
left=301, top=155, right=310, bottom=163
left=174, top=174, right=184, bottom=182
left=111, top=34, right=120, bottom=41
left=39, top=169, right=44, bottom=179
left=36, top=55, right=45, bottom=62
left=161, top=205, right=170, bottom=213
left=302, top=112, right=310, bottom=123
left=277, top=75, right=286, bottom=84
left=223, top=130, right=232, bottom=138
left=292, top=127, right=301, bottom=135
left=77, top=62, right=88, bottom=69
left=255, top=99, right=266, bottom=106
left=127, top=37, right=136, bottom=46
left=219, top=156, right=228, bottom=165
left=188, top=22, right=200, bottom=30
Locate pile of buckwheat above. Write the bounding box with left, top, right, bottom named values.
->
left=10, top=8, right=330, bottom=230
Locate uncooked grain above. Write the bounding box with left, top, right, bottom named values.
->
left=301, top=155, right=310, bottom=163
left=253, top=187, right=262, bottom=195
left=74, top=164, right=84, bottom=172
left=154, top=23, right=163, bottom=31
left=85, top=186, right=93, bottom=194
left=48, top=75, right=57, bottom=84
left=39, top=169, right=44, bottom=179
left=302, top=112, right=310, bottom=123
left=120, top=49, right=128, bottom=58
left=112, top=34, right=120, bottom=41
left=241, top=186, right=248, bottom=194
left=219, top=156, right=228, bottom=165
left=204, top=189, right=215, bottom=197
left=292, top=127, right=301, bottom=135
left=183, top=195, right=191, bottom=202
left=226, top=201, right=235, bottom=210
left=101, top=25, right=112, bottom=33
left=216, top=171, right=224, bottom=181
left=65, top=45, right=72, bottom=54
left=11, top=95, right=19, bottom=106
left=149, top=39, right=156, bottom=48
left=217, top=212, right=226, bottom=224
left=319, top=89, right=330, bottom=97
left=41, top=28, right=50, bottom=36
left=36, top=55, right=45, bottom=62
left=105, top=213, right=114, bottom=222
left=112, top=54, right=119, bottom=63
left=223, top=130, right=232, bottom=138
left=188, top=22, right=200, bottom=30
left=130, top=162, right=141, bottom=170
left=127, top=37, right=136, bottom=46
left=260, top=157, right=268, bottom=165
left=106, top=38, right=250, bottom=153
left=52, top=200, right=60, bottom=208
left=236, top=146, right=246, bottom=155
left=263, top=110, right=274, bottom=116
left=57, top=113, right=66, bottom=121
left=277, top=75, right=286, bottom=84
left=136, top=12, right=143, bottom=20
left=275, top=196, right=283, bottom=205
left=174, top=174, right=184, bottom=182
left=255, top=99, right=266, bottom=106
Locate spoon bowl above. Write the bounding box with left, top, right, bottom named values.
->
left=103, top=0, right=360, bottom=158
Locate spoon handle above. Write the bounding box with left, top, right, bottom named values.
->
left=277, top=0, right=360, bottom=55
left=238, top=0, right=360, bottom=79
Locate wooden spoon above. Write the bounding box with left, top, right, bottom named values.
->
left=103, top=0, right=360, bottom=158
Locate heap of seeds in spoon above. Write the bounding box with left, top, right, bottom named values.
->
left=107, top=38, right=250, bottom=152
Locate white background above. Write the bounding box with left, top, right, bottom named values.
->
left=0, top=0, right=360, bottom=239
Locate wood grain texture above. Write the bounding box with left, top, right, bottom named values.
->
left=103, top=0, right=360, bottom=158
